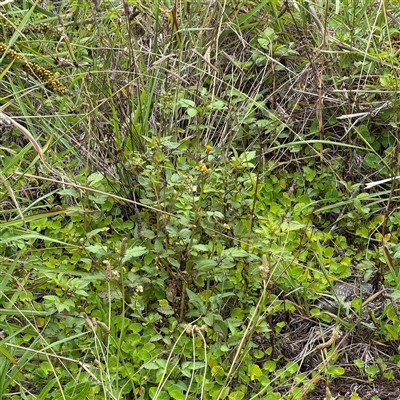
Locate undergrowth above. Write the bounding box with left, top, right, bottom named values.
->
left=1, top=0, right=400, bottom=399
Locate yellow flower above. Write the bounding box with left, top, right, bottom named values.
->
left=201, top=165, right=208, bottom=172
left=206, top=144, right=213, bottom=151
left=136, top=285, right=144, bottom=293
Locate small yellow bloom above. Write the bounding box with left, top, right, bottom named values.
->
left=223, top=223, right=230, bottom=229
left=206, top=144, right=213, bottom=151
left=195, top=165, right=201, bottom=171
left=136, top=285, right=144, bottom=293
left=201, top=165, right=208, bottom=172
left=102, top=227, right=110, bottom=232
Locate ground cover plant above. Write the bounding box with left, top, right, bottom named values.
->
left=1, top=0, right=400, bottom=398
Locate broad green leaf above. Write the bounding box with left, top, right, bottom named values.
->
left=249, top=363, right=263, bottom=381
left=186, top=289, right=206, bottom=313
left=122, top=246, right=148, bottom=263
left=195, top=259, right=218, bottom=271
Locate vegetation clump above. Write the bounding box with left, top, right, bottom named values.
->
left=1, top=1, right=400, bottom=399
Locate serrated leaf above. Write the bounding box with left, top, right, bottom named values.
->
left=192, top=244, right=210, bottom=252
left=157, top=305, right=175, bottom=316
left=179, top=228, right=191, bottom=238
left=85, top=244, right=107, bottom=257
left=195, top=259, right=217, bottom=271
left=122, top=246, right=148, bottom=263
left=87, top=172, right=105, bottom=185
left=222, top=248, right=249, bottom=258
left=239, top=150, right=256, bottom=162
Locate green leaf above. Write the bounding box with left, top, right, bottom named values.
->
left=195, top=259, right=218, bottom=271
left=157, top=305, right=175, bottom=315
left=87, top=172, right=105, bottom=185
left=168, top=385, right=184, bottom=400
left=179, top=228, right=191, bottom=238
left=280, top=220, right=306, bottom=231
left=327, top=366, right=345, bottom=377
left=239, top=150, right=257, bottom=162
left=303, top=166, right=316, bottom=181
left=64, top=382, right=91, bottom=400
left=364, top=153, right=381, bottom=168
left=249, top=363, right=263, bottom=380
left=179, top=98, right=196, bottom=108
left=257, top=38, right=270, bottom=50
left=187, top=108, right=197, bottom=117
left=192, top=244, right=210, bottom=252
left=264, top=393, right=281, bottom=400
left=222, top=248, right=249, bottom=258
left=150, top=389, right=170, bottom=400
left=354, top=359, right=364, bottom=369
left=385, top=323, right=399, bottom=340
left=366, top=365, right=379, bottom=376
left=264, top=360, right=276, bottom=372
left=85, top=244, right=107, bottom=257
left=29, top=217, right=48, bottom=231
left=122, top=246, right=148, bottom=263
left=143, top=361, right=160, bottom=370
left=36, top=379, right=58, bottom=400
left=229, top=391, right=245, bottom=400
left=212, top=318, right=228, bottom=338
left=286, top=361, right=299, bottom=374
left=58, top=189, right=80, bottom=197
left=186, top=289, right=206, bottom=313
left=181, top=361, right=206, bottom=370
